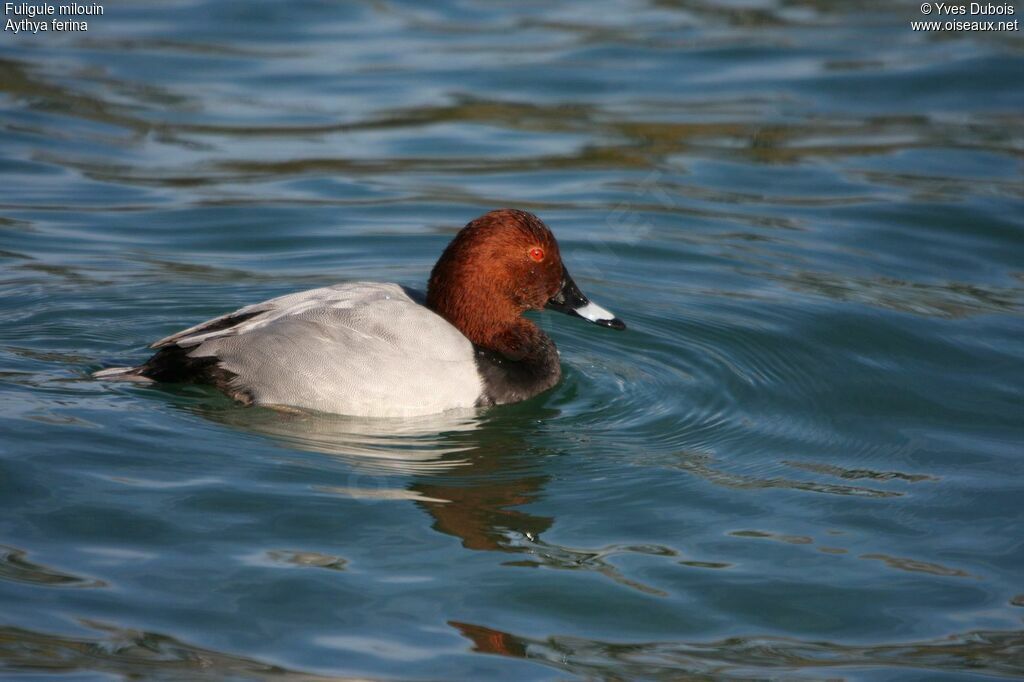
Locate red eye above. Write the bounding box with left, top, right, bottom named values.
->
left=528, top=247, right=545, bottom=262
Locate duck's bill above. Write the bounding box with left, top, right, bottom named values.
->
left=545, top=267, right=626, bottom=330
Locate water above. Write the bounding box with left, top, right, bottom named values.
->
left=2, top=1, right=1023, bottom=679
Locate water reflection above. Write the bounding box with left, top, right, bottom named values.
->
left=764, top=270, right=1023, bottom=319
left=449, top=620, right=1024, bottom=679
left=192, top=404, right=681, bottom=594
left=195, top=403, right=556, bottom=547
left=0, top=545, right=105, bottom=589
left=5, top=617, right=1021, bottom=679
left=0, top=620, right=341, bottom=680
left=200, top=405, right=483, bottom=474
left=7, top=46, right=1021, bottom=201
left=662, top=450, right=905, bottom=498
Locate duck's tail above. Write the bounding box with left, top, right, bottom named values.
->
left=92, top=366, right=152, bottom=383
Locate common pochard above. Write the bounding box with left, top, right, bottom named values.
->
left=94, top=209, right=625, bottom=417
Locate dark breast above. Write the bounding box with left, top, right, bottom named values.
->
left=473, top=336, right=562, bottom=407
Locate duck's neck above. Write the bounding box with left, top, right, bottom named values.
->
left=427, top=265, right=524, bottom=351
left=427, top=264, right=563, bottom=405
left=427, top=288, right=546, bottom=360
left=427, top=291, right=562, bottom=404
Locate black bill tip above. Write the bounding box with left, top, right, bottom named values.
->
left=597, top=317, right=626, bottom=331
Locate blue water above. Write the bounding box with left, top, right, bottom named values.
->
left=2, top=1, right=1023, bottom=679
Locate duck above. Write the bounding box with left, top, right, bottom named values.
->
left=94, top=209, right=625, bottom=417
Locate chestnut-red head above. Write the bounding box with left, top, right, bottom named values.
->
left=426, top=209, right=624, bottom=351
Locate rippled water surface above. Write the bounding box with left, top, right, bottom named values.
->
left=2, top=1, right=1023, bottom=679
